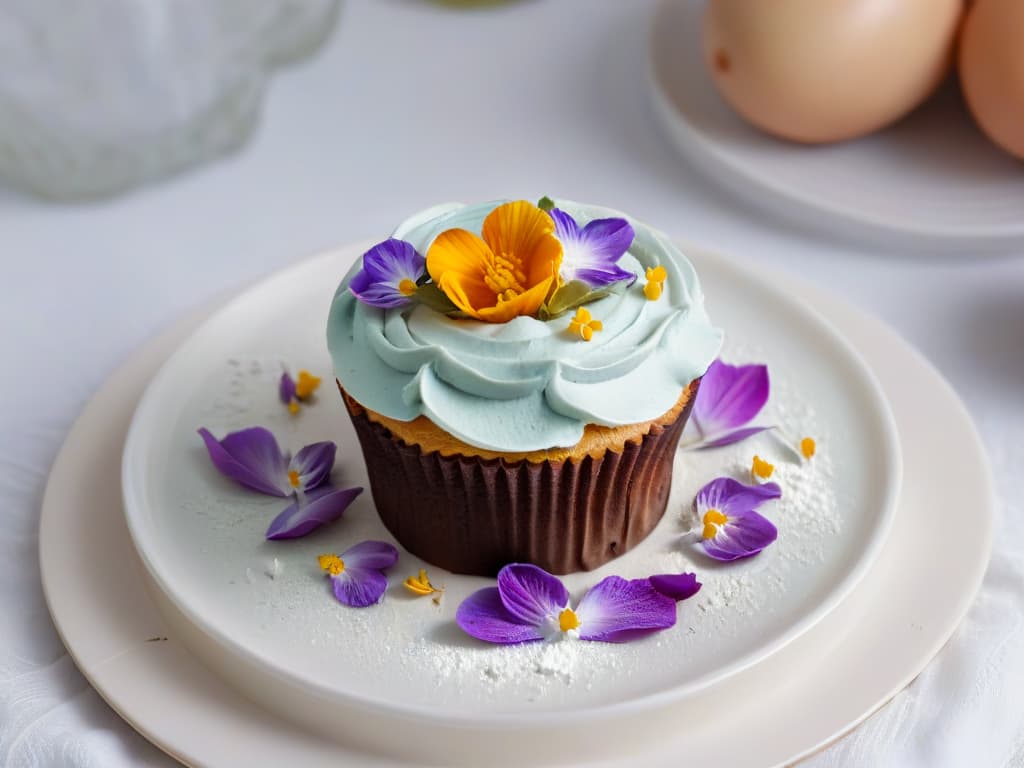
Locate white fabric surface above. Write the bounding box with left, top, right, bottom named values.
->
left=1, top=1, right=1022, bottom=765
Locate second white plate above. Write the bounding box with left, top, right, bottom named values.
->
left=649, top=0, right=1024, bottom=252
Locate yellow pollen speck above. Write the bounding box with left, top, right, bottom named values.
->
left=318, top=554, right=345, bottom=576
left=568, top=307, right=602, bottom=341
left=287, top=400, right=300, bottom=415
left=801, top=437, right=816, bottom=459
left=644, top=265, right=667, bottom=301
left=404, top=569, right=442, bottom=597
left=702, top=508, right=728, bottom=539
left=288, top=469, right=301, bottom=488
left=398, top=278, right=417, bottom=296
left=295, top=370, right=322, bottom=400
left=559, top=607, right=581, bottom=632
left=751, top=455, right=774, bottom=480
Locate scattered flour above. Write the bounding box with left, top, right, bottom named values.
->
left=172, top=346, right=854, bottom=712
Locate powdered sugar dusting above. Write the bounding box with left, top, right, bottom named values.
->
left=156, top=335, right=881, bottom=714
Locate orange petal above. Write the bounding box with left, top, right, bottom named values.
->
left=481, top=201, right=563, bottom=287
left=437, top=272, right=490, bottom=320
left=427, top=229, right=497, bottom=314
left=477, top=275, right=554, bottom=324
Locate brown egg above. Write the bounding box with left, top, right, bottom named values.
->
left=959, top=0, right=1024, bottom=160
left=703, top=0, right=963, bottom=144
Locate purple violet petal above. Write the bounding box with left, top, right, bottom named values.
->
left=362, top=238, right=425, bottom=282
left=574, top=264, right=638, bottom=287
left=578, top=217, right=635, bottom=262
left=330, top=567, right=388, bottom=607
left=265, top=485, right=362, bottom=540
left=691, top=360, right=769, bottom=437
left=279, top=372, right=296, bottom=405
left=496, top=563, right=570, bottom=626
left=349, top=239, right=425, bottom=309
left=648, top=572, right=702, bottom=602
left=456, top=587, right=546, bottom=644
left=702, top=510, right=778, bottom=561
left=341, top=540, right=399, bottom=571
left=575, top=576, right=678, bottom=643
left=549, top=208, right=581, bottom=240
left=692, top=425, right=772, bottom=450
left=289, top=441, right=336, bottom=492
left=349, top=271, right=412, bottom=309
left=197, top=427, right=288, bottom=497
left=696, top=478, right=782, bottom=518
left=552, top=208, right=636, bottom=287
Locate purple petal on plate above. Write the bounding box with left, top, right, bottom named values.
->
left=341, top=539, right=399, bottom=571
left=702, top=510, right=778, bottom=562
left=289, top=441, right=336, bottom=492
left=691, top=359, right=769, bottom=437
left=696, top=478, right=781, bottom=518
left=692, top=425, right=772, bottom=450
left=265, top=485, right=362, bottom=540
left=279, top=372, right=296, bottom=405
left=648, top=572, right=702, bottom=602
left=456, top=587, right=546, bottom=644
left=575, top=576, right=678, bottom=643
left=330, top=567, right=388, bottom=607
left=496, top=563, right=570, bottom=626
left=197, top=426, right=288, bottom=497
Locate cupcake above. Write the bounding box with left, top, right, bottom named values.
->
left=327, top=198, right=721, bottom=576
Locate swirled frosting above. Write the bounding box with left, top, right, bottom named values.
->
left=327, top=200, right=723, bottom=453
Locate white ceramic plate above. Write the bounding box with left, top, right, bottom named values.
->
left=649, top=0, right=1024, bottom=253
left=40, top=245, right=992, bottom=767
left=116, top=242, right=898, bottom=760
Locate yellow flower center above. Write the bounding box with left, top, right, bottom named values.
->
left=295, top=370, right=321, bottom=400
left=702, top=508, right=728, bottom=539
left=483, top=253, right=528, bottom=302
left=801, top=437, right=817, bottom=459
left=558, top=607, right=581, bottom=632
left=318, top=554, right=345, bottom=576
left=288, top=469, right=301, bottom=488
left=398, top=278, right=418, bottom=296
left=751, top=455, right=774, bottom=479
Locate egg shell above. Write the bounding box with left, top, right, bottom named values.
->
left=703, top=0, right=964, bottom=144
left=958, top=0, right=1024, bottom=160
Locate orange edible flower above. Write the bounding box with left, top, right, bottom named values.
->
left=426, top=201, right=563, bottom=323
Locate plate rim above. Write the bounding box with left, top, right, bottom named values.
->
left=38, top=242, right=993, bottom=768
left=118, top=241, right=902, bottom=728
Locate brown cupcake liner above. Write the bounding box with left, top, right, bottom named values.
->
left=343, top=387, right=696, bottom=577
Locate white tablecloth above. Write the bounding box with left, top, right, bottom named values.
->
left=2, top=1, right=1022, bottom=765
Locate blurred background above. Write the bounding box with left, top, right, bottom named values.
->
left=2, top=1, right=1022, bottom=766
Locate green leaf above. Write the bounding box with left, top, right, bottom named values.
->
left=536, top=196, right=555, bottom=213
left=414, top=283, right=462, bottom=315
left=537, top=278, right=632, bottom=321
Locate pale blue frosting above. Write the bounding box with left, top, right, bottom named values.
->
left=327, top=200, right=723, bottom=453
